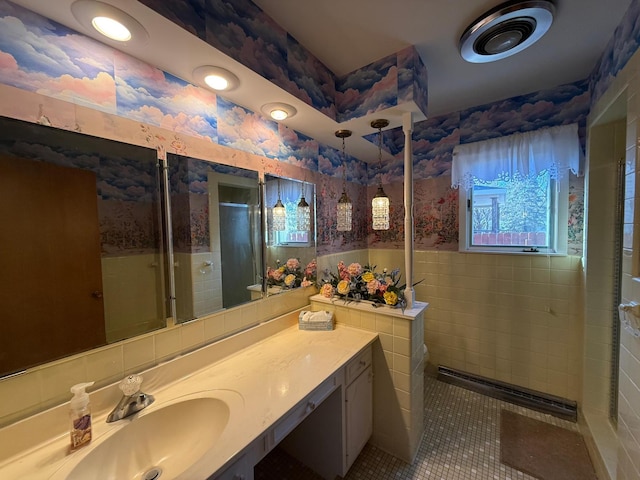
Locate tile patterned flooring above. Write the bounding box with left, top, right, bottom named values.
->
left=256, top=372, right=585, bottom=480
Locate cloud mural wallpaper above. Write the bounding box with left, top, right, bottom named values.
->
left=1, top=0, right=639, bottom=259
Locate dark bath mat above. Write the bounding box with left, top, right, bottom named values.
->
left=500, top=409, right=597, bottom=480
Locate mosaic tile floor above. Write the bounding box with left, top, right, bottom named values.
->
left=256, top=373, right=585, bottom=480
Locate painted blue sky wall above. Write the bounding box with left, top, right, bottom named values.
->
left=115, top=53, right=218, bottom=141
left=139, top=0, right=429, bottom=123
left=140, top=0, right=206, bottom=38
left=411, top=112, right=461, bottom=182
left=287, top=34, right=337, bottom=120
left=370, top=78, right=590, bottom=185
left=216, top=96, right=319, bottom=170
left=0, top=0, right=355, bottom=179
left=397, top=46, right=428, bottom=117
left=204, top=0, right=291, bottom=94
left=336, top=53, right=398, bottom=122
left=318, top=144, right=368, bottom=186
left=459, top=79, right=590, bottom=147
left=0, top=116, right=159, bottom=202
left=0, top=1, right=116, bottom=113
left=590, top=0, right=640, bottom=106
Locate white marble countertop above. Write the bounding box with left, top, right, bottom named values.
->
left=0, top=324, right=378, bottom=479
left=310, top=293, right=428, bottom=320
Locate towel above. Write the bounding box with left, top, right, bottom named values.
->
left=299, top=310, right=333, bottom=324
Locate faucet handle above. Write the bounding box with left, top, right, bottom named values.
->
left=119, top=374, right=143, bottom=396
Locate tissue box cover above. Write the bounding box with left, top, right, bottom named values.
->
left=298, top=310, right=334, bottom=331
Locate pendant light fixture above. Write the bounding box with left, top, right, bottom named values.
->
left=371, top=119, right=390, bottom=230
left=296, top=181, right=310, bottom=231
left=272, top=178, right=286, bottom=231
left=335, top=130, right=353, bottom=232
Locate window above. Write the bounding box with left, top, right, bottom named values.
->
left=452, top=124, right=580, bottom=254
left=272, top=198, right=311, bottom=245
left=265, top=175, right=314, bottom=247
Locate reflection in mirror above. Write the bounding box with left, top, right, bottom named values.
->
left=264, top=174, right=317, bottom=295
left=167, top=154, right=262, bottom=320
left=0, top=116, right=166, bottom=378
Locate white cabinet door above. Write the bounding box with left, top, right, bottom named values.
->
left=212, top=456, right=251, bottom=480
left=345, top=365, right=372, bottom=472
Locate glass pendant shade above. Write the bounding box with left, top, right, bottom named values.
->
left=372, top=186, right=390, bottom=230
left=334, top=129, right=353, bottom=232
left=297, top=196, right=310, bottom=231
left=371, top=119, right=390, bottom=231
left=272, top=198, right=286, bottom=231
left=336, top=190, right=352, bottom=232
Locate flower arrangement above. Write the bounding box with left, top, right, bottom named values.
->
left=320, top=262, right=409, bottom=309
left=267, top=258, right=317, bottom=289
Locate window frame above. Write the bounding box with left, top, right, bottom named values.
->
left=458, top=173, right=569, bottom=255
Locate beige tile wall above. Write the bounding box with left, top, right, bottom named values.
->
left=618, top=69, right=640, bottom=480
left=0, top=286, right=314, bottom=427
left=588, top=46, right=640, bottom=480
left=583, top=119, right=625, bottom=418
left=102, top=254, right=165, bottom=342
left=369, top=248, right=584, bottom=401
left=309, top=295, right=425, bottom=463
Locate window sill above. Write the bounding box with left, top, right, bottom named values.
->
left=459, top=248, right=568, bottom=256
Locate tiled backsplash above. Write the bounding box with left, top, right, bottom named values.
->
left=369, top=249, right=584, bottom=401
left=0, top=287, right=314, bottom=427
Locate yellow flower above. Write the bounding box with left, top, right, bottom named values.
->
left=383, top=291, right=398, bottom=306
left=362, top=271, right=375, bottom=282
left=337, top=280, right=351, bottom=295
left=284, top=274, right=296, bottom=287
left=278, top=266, right=286, bottom=272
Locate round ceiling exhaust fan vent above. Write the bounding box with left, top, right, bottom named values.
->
left=460, top=0, right=555, bottom=63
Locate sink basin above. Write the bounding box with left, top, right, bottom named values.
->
left=51, top=390, right=242, bottom=480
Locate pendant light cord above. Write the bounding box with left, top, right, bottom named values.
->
left=377, top=125, right=383, bottom=187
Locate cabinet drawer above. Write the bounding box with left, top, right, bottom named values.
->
left=211, top=455, right=250, bottom=480
left=272, top=375, right=337, bottom=444
left=345, top=346, right=372, bottom=385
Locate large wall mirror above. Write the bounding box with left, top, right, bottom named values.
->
left=264, top=174, right=317, bottom=294
left=167, top=154, right=262, bottom=320
left=0, top=116, right=318, bottom=379
left=0, top=116, right=166, bottom=377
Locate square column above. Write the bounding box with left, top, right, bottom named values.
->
left=310, top=294, right=428, bottom=463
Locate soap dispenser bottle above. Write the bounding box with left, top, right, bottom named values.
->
left=69, top=382, right=94, bottom=451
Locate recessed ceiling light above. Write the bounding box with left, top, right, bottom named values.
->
left=91, top=16, right=131, bottom=41
left=193, top=66, right=239, bottom=92
left=261, top=102, right=297, bottom=121
left=459, top=0, right=555, bottom=63
left=71, top=0, right=148, bottom=45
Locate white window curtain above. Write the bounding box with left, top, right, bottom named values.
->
left=265, top=177, right=304, bottom=206
left=451, top=123, right=582, bottom=191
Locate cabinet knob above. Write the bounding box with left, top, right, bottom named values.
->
left=307, top=400, right=316, bottom=411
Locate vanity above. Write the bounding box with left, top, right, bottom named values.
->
left=0, top=313, right=377, bottom=479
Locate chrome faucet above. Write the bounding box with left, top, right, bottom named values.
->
left=106, top=374, right=155, bottom=423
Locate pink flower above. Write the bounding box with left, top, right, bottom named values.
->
left=338, top=261, right=350, bottom=280
left=271, top=269, right=284, bottom=281
left=366, top=279, right=381, bottom=295
left=348, top=263, right=363, bottom=276
left=305, top=259, right=317, bottom=277
left=301, top=278, right=313, bottom=288
left=286, top=258, right=300, bottom=270
left=320, top=283, right=334, bottom=298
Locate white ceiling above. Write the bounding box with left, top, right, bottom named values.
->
left=253, top=0, right=632, bottom=117
left=9, top=0, right=634, bottom=162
